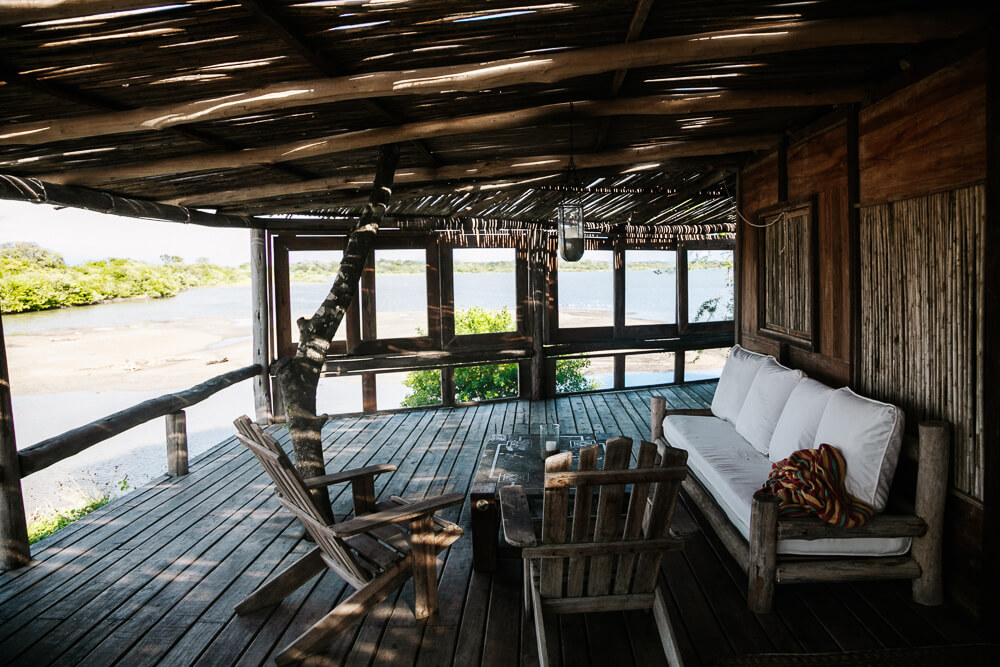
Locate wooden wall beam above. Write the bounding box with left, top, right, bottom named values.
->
left=0, top=173, right=258, bottom=228
left=0, top=13, right=972, bottom=146
left=981, top=35, right=1000, bottom=630
left=168, top=135, right=778, bottom=210
left=42, top=91, right=851, bottom=188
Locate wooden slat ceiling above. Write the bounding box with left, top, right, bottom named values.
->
left=0, top=0, right=984, bottom=230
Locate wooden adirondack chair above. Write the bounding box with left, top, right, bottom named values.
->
left=232, top=416, right=463, bottom=665
left=499, top=436, right=688, bottom=666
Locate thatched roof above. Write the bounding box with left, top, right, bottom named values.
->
left=0, top=1, right=984, bottom=232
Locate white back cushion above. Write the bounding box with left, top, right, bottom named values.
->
left=813, top=388, right=905, bottom=512
left=768, top=378, right=836, bottom=463
left=734, top=358, right=804, bottom=455
left=711, top=345, right=770, bottom=423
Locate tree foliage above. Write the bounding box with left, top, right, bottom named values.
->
left=401, top=306, right=598, bottom=406
left=1, top=242, right=248, bottom=313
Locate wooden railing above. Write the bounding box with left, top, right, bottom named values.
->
left=0, top=363, right=260, bottom=570
left=17, top=364, right=260, bottom=478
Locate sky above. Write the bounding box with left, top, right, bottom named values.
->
left=0, top=200, right=251, bottom=266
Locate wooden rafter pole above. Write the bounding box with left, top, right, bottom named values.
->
left=0, top=173, right=258, bottom=228
left=38, top=89, right=854, bottom=187
left=0, top=12, right=973, bottom=146
left=166, top=135, right=777, bottom=210
left=272, top=144, right=399, bottom=520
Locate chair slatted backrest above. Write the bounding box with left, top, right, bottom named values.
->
left=540, top=436, right=687, bottom=600
left=233, top=416, right=369, bottom=586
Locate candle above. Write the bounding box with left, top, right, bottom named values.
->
left=545, top=440, right=558, bottom=452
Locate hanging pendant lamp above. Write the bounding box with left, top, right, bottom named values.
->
left=557, top=102, right=585, bottom=262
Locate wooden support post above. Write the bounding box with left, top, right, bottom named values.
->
left=530, top=251, right=546, bottom=401
left=650, top=395, right=666, bottom=442
left=613, top=353, right=626, bottom=390
left=251, top=228, right=273, bottom=424
left=166, top=411, right=189, bottom=477
left=440, top=367, right=455, bottom=407
left=362, top=373, right=377, bottom=414
left=0, top=312, right=30, bottom=570
left=676, top=245, right=689, bottom=334
left=912, top=421, right=950, bottom=605
left=748, top=490, right=779, bottom=613
left=673, top=351, right=685, bottom=385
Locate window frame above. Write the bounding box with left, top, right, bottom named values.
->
left=439, top=238, right=530, bottom=349
left=756, top=199, right=818, bottom=349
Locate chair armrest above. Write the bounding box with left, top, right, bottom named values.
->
left=664, top=408, right=713, bottom=417
left=330, top=492, right=464, bottom=537
left=499, top=485, right=537, bottom=548
left=303, top=463, right=397, bottom=489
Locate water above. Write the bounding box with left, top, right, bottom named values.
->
left=5, top=269, right=730, bottom=514
left=4, top=269, right=732, bottom=334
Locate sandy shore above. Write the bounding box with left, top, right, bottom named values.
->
left=6, top=317, right=255, bottom=395
left=6, top=309, right=728, bottom=396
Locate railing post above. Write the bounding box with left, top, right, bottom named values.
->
left=166, top=410, right=189, bottom=477
left=251, top=228, right=273, bottom=424
left=0, top=312, right=30, bottom=570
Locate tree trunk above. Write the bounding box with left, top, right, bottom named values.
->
left=272, top=144, right=399, bottom=521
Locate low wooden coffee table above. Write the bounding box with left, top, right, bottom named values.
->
left=469, top=432, right=607, bottom=572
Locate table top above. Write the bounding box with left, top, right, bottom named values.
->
left=470, top=432, right=608, bottom=497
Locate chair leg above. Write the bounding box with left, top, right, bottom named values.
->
left=528, top=560, right=551, bottom=667
left=275, top=558, right=412, bottom=666
left=236, top=547, right=326, bottom=614
left=410, top=514, right=438, bottom=619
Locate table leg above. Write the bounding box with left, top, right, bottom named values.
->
left=471, top=495, right=499, bottom=572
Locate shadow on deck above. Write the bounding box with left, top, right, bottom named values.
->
left=0, top=383, right=985, bottom=665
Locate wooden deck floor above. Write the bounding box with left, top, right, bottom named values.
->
left=0, top=383, right=984, bottom=666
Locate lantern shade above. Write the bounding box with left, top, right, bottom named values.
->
left=558, top=201, right=585, bottom=262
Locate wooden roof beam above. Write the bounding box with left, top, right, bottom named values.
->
left=595, top=0, right=656, bottom=151
left=238, top=0, right=440, bottom=168
left=39, top=89, right=856, bottom=187
left=166, top=135, right=778, bottom=210
left=0, top=65, right=317, bottom=182
left=0, top=1, right=164, bottom=25
left=0, top=172, right=258, bottom=228
left=0, top=12, right=973, bottom=147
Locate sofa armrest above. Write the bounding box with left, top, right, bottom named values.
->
left=650, top=395, right=714, bottom=442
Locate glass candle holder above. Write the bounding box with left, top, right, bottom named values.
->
left=540, top=423, right=560, bottom=458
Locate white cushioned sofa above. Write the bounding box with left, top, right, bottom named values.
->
left=651, top=345, right=950, bottom=613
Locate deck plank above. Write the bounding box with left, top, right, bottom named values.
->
left=1, top=382, right=988, bottom=666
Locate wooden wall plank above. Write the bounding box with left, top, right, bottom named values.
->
left=860, top=52, right=987, bottom=204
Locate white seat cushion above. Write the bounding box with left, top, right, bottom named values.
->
left=813, top=388, right=905, bottom=513
left=710, top=345, right=770, bottom=423
left=735, top=358, right=804, bottom=455
left=768, top=377, right=836, bottom=463
left=663, top=414, right=910, bottom=558
left=662, top=415, right=769, bottom=537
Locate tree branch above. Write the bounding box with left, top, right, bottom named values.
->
left=272, top=144, right=399, bottom=520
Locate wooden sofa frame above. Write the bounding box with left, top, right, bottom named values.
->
left=649, top=397, right=950, bottom=614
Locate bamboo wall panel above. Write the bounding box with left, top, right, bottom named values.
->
left=860, top=52, right=986, bottom=205
left=860, top=184, right=985, bottom=498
